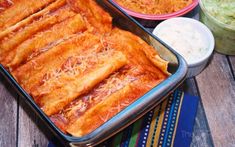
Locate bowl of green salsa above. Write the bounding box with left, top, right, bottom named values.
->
left=199, top=0, right=235, bottom=55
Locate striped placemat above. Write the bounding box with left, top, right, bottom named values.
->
left=99, top=90, right=199, bottom=147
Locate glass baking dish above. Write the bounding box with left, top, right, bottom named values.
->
left=0, top=0, right=187, bottom=146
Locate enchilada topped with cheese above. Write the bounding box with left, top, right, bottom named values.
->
left=0, top=0, right=168, bottom=137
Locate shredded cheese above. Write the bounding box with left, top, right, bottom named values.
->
left=31, top=60, right=43, bottom=70
left=98, top=112, right=110, bottom=122
left=6, top=0, right=14, bottom=5
left=40, top=49, right=117, bottom=90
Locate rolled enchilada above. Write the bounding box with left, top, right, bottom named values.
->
left=0, top=0, right=168, bottom=137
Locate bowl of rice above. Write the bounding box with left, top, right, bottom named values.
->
left=112, top=0, right=199, bottom=27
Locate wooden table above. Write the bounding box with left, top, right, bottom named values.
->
left=1, top=52, right=234, bottom=147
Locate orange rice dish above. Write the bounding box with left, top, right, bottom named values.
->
left=115, top=0, right=193, bottom=15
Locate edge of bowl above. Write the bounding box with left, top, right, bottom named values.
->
left=112, top=0, right=199, bottom=20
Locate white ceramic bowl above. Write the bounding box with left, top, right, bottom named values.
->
left=152, top=17, right=215, bottom=78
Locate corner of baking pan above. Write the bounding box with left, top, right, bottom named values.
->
left=103, top=0, right=188, bottom=84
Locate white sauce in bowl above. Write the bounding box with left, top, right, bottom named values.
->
left=153, top=18, right=209, bottom=64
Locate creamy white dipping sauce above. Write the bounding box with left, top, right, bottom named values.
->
left=154, top=22, right=208, bottom=64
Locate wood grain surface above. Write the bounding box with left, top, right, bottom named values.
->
left=229, top=56, right=235, bottom=79
left=18, top=98, right=49, bottom=147
left=0, top=77, right=18, bottom=147
left=196, top=53, right=235, bottom=147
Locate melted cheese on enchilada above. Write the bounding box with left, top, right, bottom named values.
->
left=0, top=0, right=169, bottom=137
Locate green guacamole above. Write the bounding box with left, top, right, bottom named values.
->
left=200, top=0, right=235, bottom=55
left=203, top=0, right=235, bottom=27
